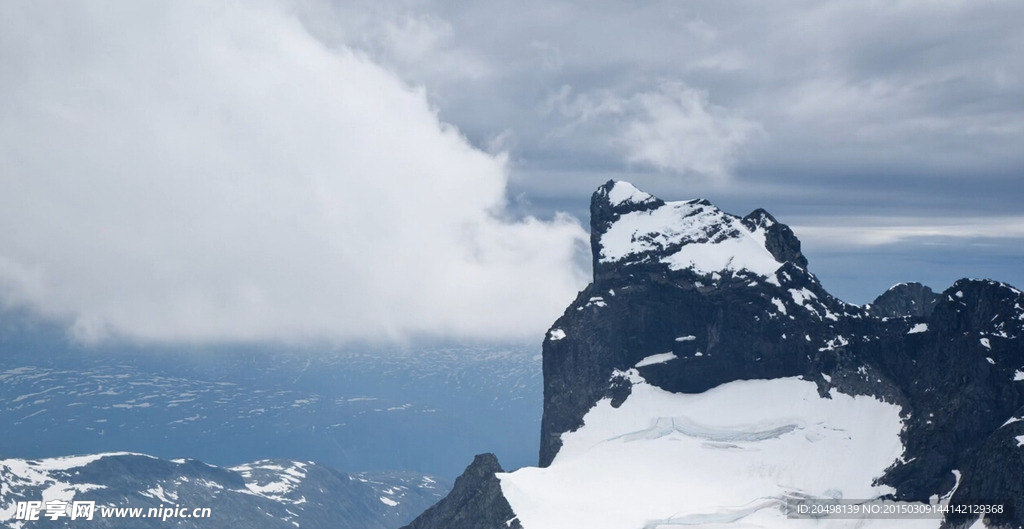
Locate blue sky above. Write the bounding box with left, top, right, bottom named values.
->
left=0, top=0, right=1021, bottom=344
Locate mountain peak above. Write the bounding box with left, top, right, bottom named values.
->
left=590, top=181, right=805, bottom=284
left=405, top=183, right=1024, bottom=529
left=869, top=282, right=940, bottom=318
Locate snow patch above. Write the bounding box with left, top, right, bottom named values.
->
left=606, top=181, right=655, bottom=207
left=635, top=353, right=678, bottom=368
left=143, top=483, right=178, bottom=503
left=980, top=337, right=991, bottom=350
left=232, top=461, right=308, bottom=501
left=548, top=329, right=566, bottom=341
left=674, top=335, right=696, bottom=342
left=789, top=287, right=817, bottom=306
left=818, top=336, right=850, bottom=352
left=907, top=323, right=929, bottom=334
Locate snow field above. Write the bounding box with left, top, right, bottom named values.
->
left=499, top=375, right=944, bottom=529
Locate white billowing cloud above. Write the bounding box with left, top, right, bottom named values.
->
left=0, top=1, right=589, bottom=344
left=545, top=82, right=761, bottom=179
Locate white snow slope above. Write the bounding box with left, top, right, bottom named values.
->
left=498, top=372, right=946, bottom=529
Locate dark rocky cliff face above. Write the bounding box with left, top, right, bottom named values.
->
left=405, top=181, right=1024, bottom=529
left=541, top=180, right=862, bottom=466
left=399, top=454, right=520, bottom=529
left=949, top=404, right=1024, bottom=528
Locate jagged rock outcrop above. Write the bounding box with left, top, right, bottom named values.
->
left=399, top=454, right=520, bottom=529
left=741, top=208, right=808, bottom=269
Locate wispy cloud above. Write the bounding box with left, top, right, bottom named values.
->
left=619, top=83, right=763, bottom=178
left=544, top=82, right=762, bottom=178
left=793, top=216, right=1024, bottom=247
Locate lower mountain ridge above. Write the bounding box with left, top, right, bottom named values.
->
left=0, top=452, right=448, bottom=529
left=403, top=181, right=1024, bottom=529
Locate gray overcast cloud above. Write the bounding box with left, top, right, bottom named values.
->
left=303, top=0, right=1023, bottom=300
left=1, top=0, right=1021, bottom=344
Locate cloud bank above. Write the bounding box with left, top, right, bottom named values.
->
left=311, top=0, right=1023, bottom=192
left=0, top=1, right=589, bottom=344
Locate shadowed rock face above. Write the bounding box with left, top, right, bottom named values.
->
left=869, top=282, right=941, bottom=318
left=399, top=454, right=520, bottom=529
left=405, top=181, right=1024, bottom=529
left=741, top=208, right=808, bottom=269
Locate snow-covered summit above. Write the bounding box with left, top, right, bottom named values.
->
left=600, top=196, right=782, bottom=277
left=601, top=181, right=658, bottom=208
left=591, top=181, right=802, bottom=282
